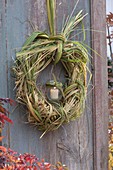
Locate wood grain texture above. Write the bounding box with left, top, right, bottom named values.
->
left=0, top=0, right=10, bottom=147
left=0, top=0, right=108, bottom=169
left=91, top=0, right=108, bottom=170
left=0, top=1, right=8, bottom=98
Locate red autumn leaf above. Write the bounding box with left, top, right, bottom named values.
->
left=0, top=113, right=13, bottom=124
left=57, top=168, right=63, bottom=170
left=0, top=106, right=6, bottom=114
left=0, top=98, right=15, bottom=105
left=0, top=146, right=7, bottom=152
left=0, top=98, right=69, bottom=170
left=44, top=163, right=51, bottom=170
left=37, top=162, right=42, bottom=167
left=107, top=12, right=113, bottom=24
left=8, top=148, right=17, bottom=154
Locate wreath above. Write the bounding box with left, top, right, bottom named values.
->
left=13, top=0, right=90, bottom=137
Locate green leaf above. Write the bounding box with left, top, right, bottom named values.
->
left=47, top=0, right=56, bottom=35
left=23, top=32, right=42, bottom=48
left=54, top=41, right=63, bottom=64
left=33, top=109, right=42, bottom=121
left=22, top=32, right=49, bottom=49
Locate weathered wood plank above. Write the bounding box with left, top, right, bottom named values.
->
left=0, top=1, right=10, bottom=146
left=91, top=0, right=108, bottom=169
left=1, top=0, right=94, bottom=169
left=6, top=0, right=42, bottom=152
left=0, top=1, right=8, bottom=98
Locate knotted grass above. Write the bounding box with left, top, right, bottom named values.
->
left=13, top=0, right=90, bottom=137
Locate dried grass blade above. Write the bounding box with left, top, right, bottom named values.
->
left=47, top=0, right=56, bottom=35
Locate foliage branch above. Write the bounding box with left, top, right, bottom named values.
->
left=0, top=98, right=68, bottom=170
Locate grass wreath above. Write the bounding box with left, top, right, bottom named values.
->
left=13, top=0, right=90, bottom=137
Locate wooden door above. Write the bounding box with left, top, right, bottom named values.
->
left=0, top=0, right=108, bottom=169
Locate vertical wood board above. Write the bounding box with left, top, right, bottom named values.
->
left=0, top=0, right=108, bottom=169
left=91, top=0, right=108, bottom=170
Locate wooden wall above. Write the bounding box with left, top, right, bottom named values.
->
left=91, top=0, right=108, bottom=169
left=0, top=0, right=108, bottom=169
